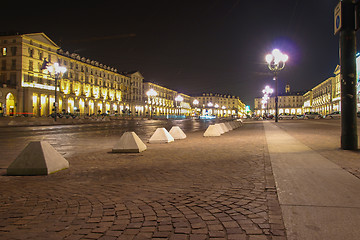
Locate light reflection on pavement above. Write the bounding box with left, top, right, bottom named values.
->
left=0, top=119, right=215, bottom=169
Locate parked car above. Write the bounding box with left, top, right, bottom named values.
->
left=278, top=113, right=295, bottom=120
left=324, top=111, right=341, bottom=119
left=296, top=114, right=305, bottom=119
left=304, top=112, right=322, bottom=119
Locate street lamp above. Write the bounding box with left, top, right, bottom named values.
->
left=41, top=60, right=67, bottom=121
left=146, top=88, right=157, bottom=119
left=262, top=86, right=273, bottom=117
left=193, top=99, right=199, bottom=116
left=175, top=95, right=183, bottom=117
left=265, top=49, right=288, bottom=122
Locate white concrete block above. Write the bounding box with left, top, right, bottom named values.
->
left=112, top=131, right=147, bottom=153
left=149, top=128, right=174, bottom=143
left=224, top=122, right=233, bottom=130
left=219, top=123, right=229, bottom=132
left=214, top=124, right=225, bottom=134
left=7, top=141, right=69, bottom=175
left=203, top=125, right=222, bottom=137
left=229, top=121, right=237, bottom=129
left=169, top=126, right=187, bottom=140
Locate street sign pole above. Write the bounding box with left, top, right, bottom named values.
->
left=337, top=0, right=358, bottom=150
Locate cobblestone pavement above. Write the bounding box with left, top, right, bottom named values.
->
left=0, top=121, right=286, bottom=240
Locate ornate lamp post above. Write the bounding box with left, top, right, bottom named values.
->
left=193, top=99, right=199, bottom=117
left=265, top=49, right=288, bottom=122
left=146, top=88, right=157, bottom=119
left=41, top=60, right=67, bottom=122
left=175, top=95, right=184, bottom=117
left=262, top=85, right=273, bottom=117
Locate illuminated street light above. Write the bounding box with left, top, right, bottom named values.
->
left=262, top=85, right=274, bottom=95
left=175, top=95, right=184, bottom=116
left=41, top=60, right=67, bottom=122
left=193, top=99, right=199, bottom=117
left=265, top=49, right=288, bottom=122
left=262, top=86, right=273, bottom=117
left=146, top=88, right=157, bottom=119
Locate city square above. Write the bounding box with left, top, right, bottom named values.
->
left=1, top=0, right=360, bottom=239
left=0, top=118, right=359, bottom=240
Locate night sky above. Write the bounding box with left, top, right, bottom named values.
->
left=2, top=0, right=353, bottom=108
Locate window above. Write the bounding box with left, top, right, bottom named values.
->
left=11, top=60, right=16, bottom=70
left=29, top=48, right=33, bottom=58
left=2, top=48, right=7, bottom=56
left=29, top=60, right=33, bottom=71
left=11, top=47, right=17, bottom=56
left=1, top=60, right=6, bottom=70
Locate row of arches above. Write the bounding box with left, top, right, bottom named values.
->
left=31, top=93, right=140, bottom=117
left=0, top=93, right=16, bottom=116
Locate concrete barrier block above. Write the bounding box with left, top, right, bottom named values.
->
left=169, top=126, right=187, bottom=140
left=112, top=131, right=147, bottom=153
left=7, top=141, right=69, bottom=175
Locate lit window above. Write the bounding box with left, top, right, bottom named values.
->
left=2, top=48, right=7, bottom=56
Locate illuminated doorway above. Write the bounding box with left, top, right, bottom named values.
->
left=6, top=93, right=16, bottom=116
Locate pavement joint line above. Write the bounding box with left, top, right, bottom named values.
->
left=280, top=204, right=360, bottom=209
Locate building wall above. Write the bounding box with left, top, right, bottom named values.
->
left=0, top=32, right=247, bottom=118
left=254, top=91, right=304, bottom=116
left=301, top=65, right=341, bottom=115
left=193, top=93, right=246, bottom=118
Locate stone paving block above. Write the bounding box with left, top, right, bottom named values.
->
left=228, top=233, right=247, bottom=240
left=0, top=122, right=287, bottom=240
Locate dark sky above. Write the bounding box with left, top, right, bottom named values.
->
left=2, top=0, right=352, bottom=108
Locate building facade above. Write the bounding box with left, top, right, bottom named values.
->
left=254, top=85, right=304, bottom=116
left=0, top=32, right=131, bottom=117
left=193, top=93, right=246, bottom=118
left=0, top=32, right=247, bottom=118
left=302, top=65, right=341, bottom=115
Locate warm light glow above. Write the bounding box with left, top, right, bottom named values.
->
left=193, top=99, right=199, bottom=105
left=265, top=54, right=273, bottom=64
left=47, top=62, right=67, bottom=75
left=146, top=88, right=157, bottom=97
left=282, top=54, right=289, bottom=62
left=175, top=95, right=184, bottom=102
left=263, top=86, right=274, bottom=95
left=267, top=49, right=288, bottom=65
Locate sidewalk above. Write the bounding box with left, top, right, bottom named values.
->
left=264, top=122, right=360, bottom=240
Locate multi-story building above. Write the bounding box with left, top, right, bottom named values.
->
left=143, top=82, right=192, bottom=117
left=254, top=85, right=304, bottom=116
left=193, top=93, right=246, bottom=118
left=0, top=32, right=248, bottom=119
left=121, top=71, right=144, bottom=116
left=0, top=32, right=130, bottom=117
left=302, top=65, right=341, bottom=115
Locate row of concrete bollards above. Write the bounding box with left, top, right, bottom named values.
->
left=6, top=121, right=243, bottom=176
left=203, top=120, right=243, bottom=137
left=112, top=126, right=186, bottom=153
left=6, top=126, right=187, bottom=176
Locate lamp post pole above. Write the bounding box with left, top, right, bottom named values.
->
left=337, top=0, right=358, bottom=150
left=146, top=89, right=157, bottom=119
left=41, top=60, right=67, bottom=122
left=175, top=95, right=184, bottom=117
left=265, top=49, right=288, bottom=122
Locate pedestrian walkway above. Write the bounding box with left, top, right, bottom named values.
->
left=264, top=122, right=360, bottom=240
